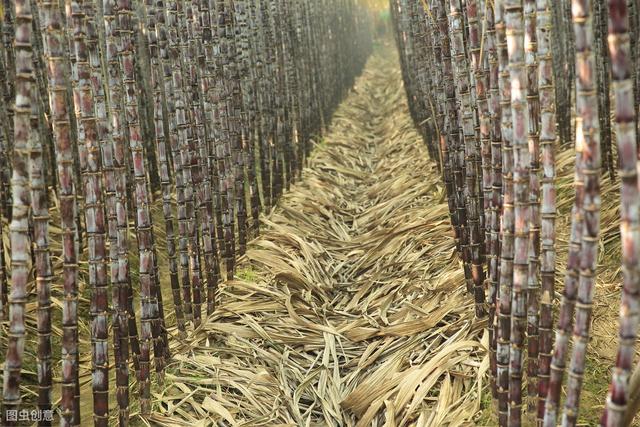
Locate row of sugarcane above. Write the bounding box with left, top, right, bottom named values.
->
left=392, top=0, right=640, bottom=426
left=0, top=0, right=372, bottom=425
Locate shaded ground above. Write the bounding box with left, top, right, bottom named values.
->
left=148, top=48, right=485, bottom=426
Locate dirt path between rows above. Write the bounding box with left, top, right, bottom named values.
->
left=148, top=47, right=485, bottom=427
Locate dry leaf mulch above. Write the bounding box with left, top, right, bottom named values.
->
left=148, top=48, right=486, bottom=427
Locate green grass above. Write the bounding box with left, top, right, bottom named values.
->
left=475, top=386, right=497, bottom=426
left=236, top=266, right=259, bottom=282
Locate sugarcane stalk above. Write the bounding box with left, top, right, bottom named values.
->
left=146, top=0, right=187, bottom=335
left=535, top=0, right=557, bottom=421
left=66, top=0, right=112, bottom=424
left=257, top=0, right=274, bottom=211
left=236, top=0, right=260, bottom=239
left=279, top=0, right=296, bottom=184
left=485, top=0, right=503, bottom=401
left=502, top=1, right=531, bottom=423
left=437, top=0, right=461, bottom=262
left=183, top=0, right=209, bottom=327
left=542, top=4, right=588, bottom=427
left=449, top=0, right=487, bottom=319
left=214, top=0, right=237, bottom=279
left=175, top=0, right=199, bottom=326
left=116, top=0, right=165, bottom=413
left=178, top=0, right=204, bottom=327
left=466, top=0, right=491, bottom=269
left=413, top=2, right=438, bottom=164
left=104, top=0, right=146, bottom=414
left=292, top=1, right=309, bottom=175
left=421, top=0, right=464, bottom=279
left=496, top=0, right=515, bottom=423
left=269, top=0, right=285, bottom=202
left=424, top=0, right=459, bottom=261
left=165, top=0, right=194, bottom=322
left=1, top=0, right=33, bottom=421
left=551, top=0, right=574, bottom=149
left=523, top=0, right=541, bottom=412
left=0, top=177, right=6, bottom=323
left=304, top=0, right=322, bottom=147
left=224, top=0, right=242, bottom=272
left=602, top=0, right=640, bottom=425
left=560, top=0, right=602, bottom=423
left=0, top=29, right=8, bottom=322
left=157, top=0, right=193, bottom=333
left=137, top=4, right=170, bottom=363
left=247, top=0, right=261, bottom=236
left=30, top=92, right=54, bottom=427
left=202, top=0, right=227, bottom=311
left=0, top=0, right=7, bottom=319
left=227, top=0, right=247, bottom=261
left=36, top=0, right=82, bottom=424
left=91, top=0, right=143, bottom=400
left=200, top=0, right=223, bottom=189
left=3, top=1, right=16, bottom=209
left=0, top=22, right=13, bottom=223
left=193, top=0, right=221, bottom=316
left=594, top=0, right=614, bottom=183
left=632, top=0, right=639, bottom=127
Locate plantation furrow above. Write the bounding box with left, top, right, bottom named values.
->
left=150, top=47, right=485, bottom=427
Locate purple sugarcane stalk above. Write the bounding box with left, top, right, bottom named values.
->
left=536, top=0, right=558, bottom=421
left=602, top=1, right=640, bottom=425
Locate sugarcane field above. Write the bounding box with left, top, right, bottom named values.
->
left=3, top=0, right=640, bottom=425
